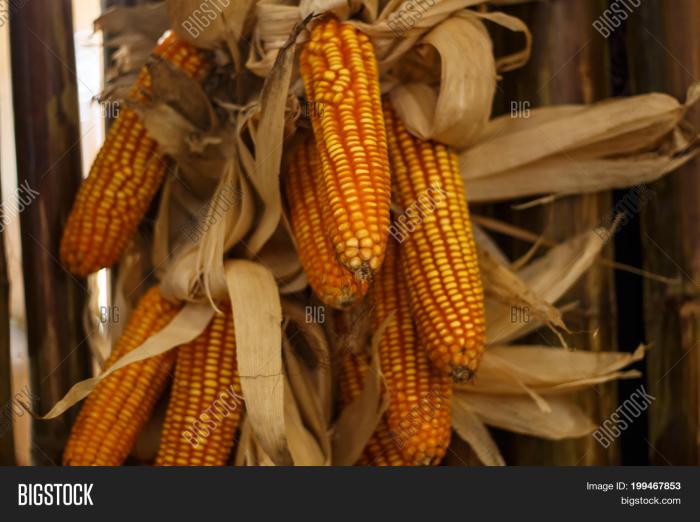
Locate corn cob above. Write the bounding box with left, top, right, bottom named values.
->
left=284, top=135, right=369, bottom=308
left=60, top=32, right=210, bottom=276
left=156, top=303, right=242, bottom=466
left=63, top=286, right=181, bottom=465
left=300, top=17, right=391, bottom=277
left=383, top=101, right=485, bottom=381
left=337, top=351, right=407, bottom=466
left=372, top=239, right=452, bottom=464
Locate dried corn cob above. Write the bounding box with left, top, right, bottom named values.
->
left=156, top=303, right=242, bottom=466
left=337, top=351, right=407, bottom=466
left=300, top=17, right=391, bottom=276
left=372, top=239, right=452, bottom=465
left=284, top=135, right=369, bottom=308
left=63, top=286, right=181, bottom=465
left=60, top=32, right=210, bottom=276
left=383, top=101, right=485, bottom=381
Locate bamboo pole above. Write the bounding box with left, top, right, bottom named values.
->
left=492, top=0, right=617, bottom=465
left=628, top=0, right=700, bottom=465
left=9, top=0, right=90, bottom=464
left=0, top=156, right=14, bottom=465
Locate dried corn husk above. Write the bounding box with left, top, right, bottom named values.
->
left=166, top=0, right=255, bottom=52
left=462, top=84, right=700, bottom=202
left=451, top=345, right=644, bottom=459
left=97, top=3, right=170, bottom=101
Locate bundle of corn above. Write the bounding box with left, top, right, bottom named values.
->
left=64, top=287, right=243, bottom=466
left=287, top=17, right=485, bottom=376
left=42, top=0, right=700, bottom=468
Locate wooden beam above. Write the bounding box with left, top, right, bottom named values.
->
left=628, top=0, right=700, bottom=465
left=9, top=0, right=90, bottom=464
left=492, top=0, right=616, bottom=465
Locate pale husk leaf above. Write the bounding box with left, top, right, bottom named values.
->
left=485, top=229, right=607, bottom=345
left=281, top=301, right=333, bottom=465
left=479, top=246, right=566, bottom=343
left=472, top=223, right=510, bottom=265
left=461, top=85, right=700, bottom=201
left=455, top=392, right=597, bottom=440
left=166, top=0, right=256, bottom=50
left=225, top=259, right=291, bottom=465
left=389, top=12, right=496, bottom=148
left=461, top=345, right=645, bottom=397
left=451, top=400, right=505, bottom=466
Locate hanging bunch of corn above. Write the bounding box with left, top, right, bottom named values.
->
left=60, top=32, right=211, bottom=277
left=38, top=0, right=662, bottom=469
left=299, top=16, right=391, bottom=278
left=335, top=243, right=451, bottom=466
left=383, top=101, right=486, bottom=382
left=284, top=135, right=369, bottom=309
left=156, top=303, right=243, bottom=466
left=64, top=287, right=181, bottom=466
left=371, top=240, right=453, bottom=465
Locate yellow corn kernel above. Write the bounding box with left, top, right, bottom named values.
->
left=63, top=286, right=181, bottom=465
left=383, top=101, right=485, bottom=381
left=300, top=17, right=391, bottom=276
left=284, top=135, right=369, bottom=308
